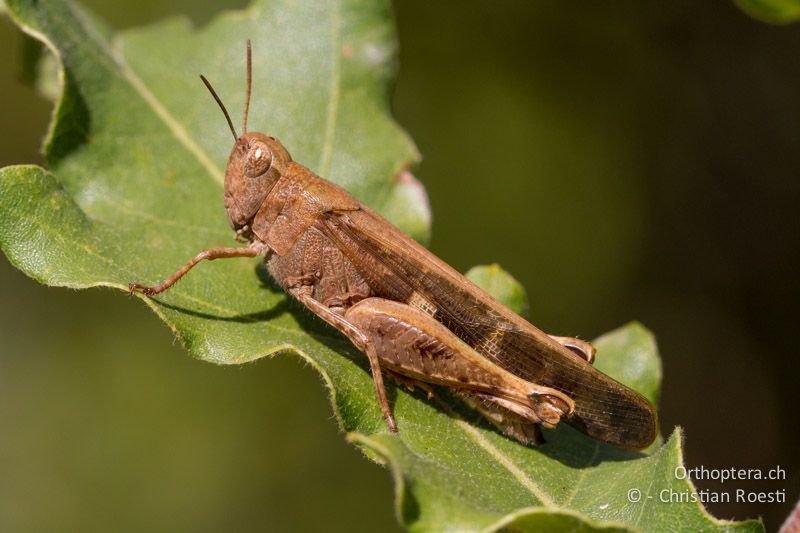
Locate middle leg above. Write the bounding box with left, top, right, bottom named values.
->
left=288, top=287, right=398, bottom=433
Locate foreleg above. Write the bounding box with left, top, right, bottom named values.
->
left=129, top=244, right=264, bottom=296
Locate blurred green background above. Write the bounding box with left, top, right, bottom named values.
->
left=1, top=1, right=798, bottom=531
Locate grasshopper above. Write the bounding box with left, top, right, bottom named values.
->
left=130, top=41, right=657, bottom=450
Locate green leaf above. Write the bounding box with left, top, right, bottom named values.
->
left=734, top=0, right=800, bottom=23
left=466, top=263, right=529, bottom=317
left=593, top=323, right=662, bottom=407
left=0, top=1, right=763, bottom=531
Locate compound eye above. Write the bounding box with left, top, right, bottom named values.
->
left=245, top=142, right=272, bottom=178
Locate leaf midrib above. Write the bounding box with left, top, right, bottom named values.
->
left=317, top=0, right=342, bottom=177
left=62, top=0, right=346, bottom=190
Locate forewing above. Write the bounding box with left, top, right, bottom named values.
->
left=320, top=208, right=657, bottom=449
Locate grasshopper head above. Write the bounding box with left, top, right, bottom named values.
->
left=200, top=40, right=292, bottom=236
left=223, top=132, right=291, bottom=232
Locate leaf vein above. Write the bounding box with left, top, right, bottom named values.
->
left=431, top=398, right=556, bottom=508
left=63, top=1, right=225, bottom=185
left=563, top=441, right=600, bottom=506
left=317, top=0, right=342, bottom=177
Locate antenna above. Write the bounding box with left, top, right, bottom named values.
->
left=200, top=74, right=238, bottom=141
left=242, top=39, right=252, bottom=135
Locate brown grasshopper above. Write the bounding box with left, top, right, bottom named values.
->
left=130, top=41, right=657, bottom=450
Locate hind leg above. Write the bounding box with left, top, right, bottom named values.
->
left=458, top=392, right=544, bottom=445
left=344, top=297, right=575, bottom=428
